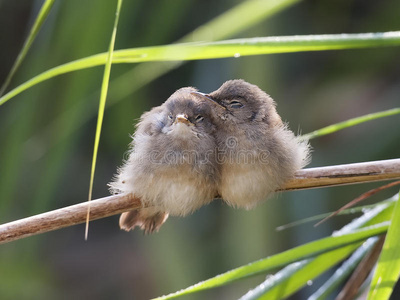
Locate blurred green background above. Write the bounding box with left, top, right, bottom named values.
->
left=1, top=0, right=399, bottom=299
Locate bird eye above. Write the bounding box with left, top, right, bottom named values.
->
left=195, top=115, right=204, bottom=122
left=229, top=100, right=244, bottom=109
left=168, top=113, right=173, bottom=120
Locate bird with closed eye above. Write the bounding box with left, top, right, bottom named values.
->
left=193, top=79, right=310, bottom=209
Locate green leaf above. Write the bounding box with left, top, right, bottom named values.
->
left=240, top=245, right=358, bottom=300
left=309, top=237, right=379, bottom=300
left=85, top=0, right=123, bottom=239
left=0, top=0, right=55, bottom=96
left=154, top=198, right=395, bottom=299
left=239, top=258, right=312, bottom=300
left=248, top=198, right=396, bottom=300
left=368, top=192, right=400, bottom=300
left=1, top=31, right=400, bottom=106
left=301, top=108, right=400, bottom=140
left=153, top=222, right=388, bottom=300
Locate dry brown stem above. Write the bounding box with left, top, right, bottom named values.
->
left=282, top=158, right=400, bottom=190
left=1, top=158, right=399, bottom=245
left=0, top=193, right=140, bottom=244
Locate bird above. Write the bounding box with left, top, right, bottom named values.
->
left=193, top=79, right=310, bottom=209
left=109, top=87, right=219, bottom=233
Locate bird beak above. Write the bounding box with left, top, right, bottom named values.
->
left=191, top=92, right=226, bottom=110
left=174, top=114, right=192, bottom=125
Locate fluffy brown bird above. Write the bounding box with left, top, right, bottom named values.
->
left=193, top=79, right=310, bottom=209
left=109, top=87, right=219, bottom=233
left=111, top=80, right=310, bottom=233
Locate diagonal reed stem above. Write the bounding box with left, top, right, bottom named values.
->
left=0, top=158, right=399, bottom=245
